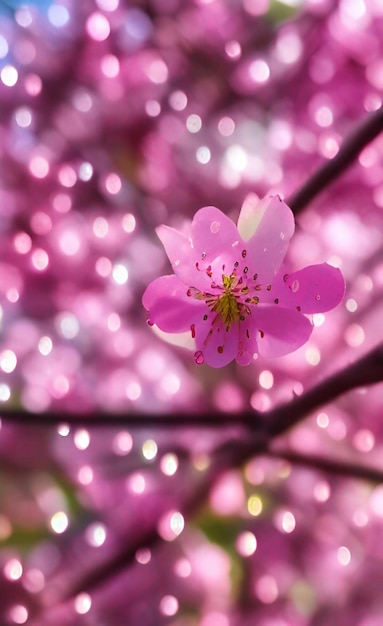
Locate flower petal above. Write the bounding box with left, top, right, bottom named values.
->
left=266, top=263, right=345, bottom=313
left=194, top=315, right=238, bottom=368
left=252, top=305, right=313, bottom=357
left=142, top=274, right=205, bottom=333
left=191, top=206, right=241, bottom=259
left=156, top=225, right=207, bottom=290
left=236, top=318, right=258, bottom=365
left=238, top=195, right=295, bottom=284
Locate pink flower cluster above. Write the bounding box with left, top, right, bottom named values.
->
left=143, top=196, right=345, bottom=367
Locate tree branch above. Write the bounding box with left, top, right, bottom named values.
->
left=28, top=344, right=383, bottom=619
left=0, top=409, right=259, bottom=428
left=269, top=448, right=383, bottom=483
left=2, top=343, right=383, bottom=430
left=287, top=106, right=383, bottom=213
left=265, top=342, right=383, bottom=438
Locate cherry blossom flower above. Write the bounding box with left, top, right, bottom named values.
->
left=143, top=197, right=345, bottom=367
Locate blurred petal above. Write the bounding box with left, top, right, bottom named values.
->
left=253, top=305, right=313, bottom=357
left=142, top=274, right=204, bottom=333
left=265, top=263, right=345, bottom=313
left=238, top=195, right=295, bottom=283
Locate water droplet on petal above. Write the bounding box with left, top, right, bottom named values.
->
left=147, top=320, right=154, bottom=326
left=280, top=232, right=285, bottom=240
left=237, top=351, right=252, bottom=366
left=232, top=240, right=239, bottom=247
left=201, top=252, right=206, bottom=259
left=315, top=294, right=320, bottom=301
left=210, top=221, right=220, bottom=234
left=194, top=350, right=204, bottom=364
left=174, top=259, right=180, bottom=266
left=291, top=280, right=299, bottom=293
left=242, top=249, right=247, bottom=258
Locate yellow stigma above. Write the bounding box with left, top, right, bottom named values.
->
left=210, top=275, right=240, bottom=330
left=188, top=273, right=260, bottom=331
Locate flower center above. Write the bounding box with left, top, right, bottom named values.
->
left=187, top=272, right=261, bottom=331
left=209, top=275, right=241, bottom=329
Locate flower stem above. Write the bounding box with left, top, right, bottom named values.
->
left=288, top=106, right=383, bottom=213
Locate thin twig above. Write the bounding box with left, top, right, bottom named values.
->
left=288, top=106, right=383, bottom=213
left=269, top=449, right=383, bottom=484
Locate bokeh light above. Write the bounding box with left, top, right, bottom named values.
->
left=0, top=1, right=382, bottom=624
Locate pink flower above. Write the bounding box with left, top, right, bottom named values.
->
left=143, top=195, right=345, bottom=367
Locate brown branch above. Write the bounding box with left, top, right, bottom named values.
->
left=287, top=106, right=383, bottom=213
left=3, top=343, right=383, bottom=431
left=269, top=449, right=383, bottom=483
left=0, top=409, right=260, bottom=428
left=265, top=342, right=383, bottom=438
left=28, top=343, right=383, bottom=620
